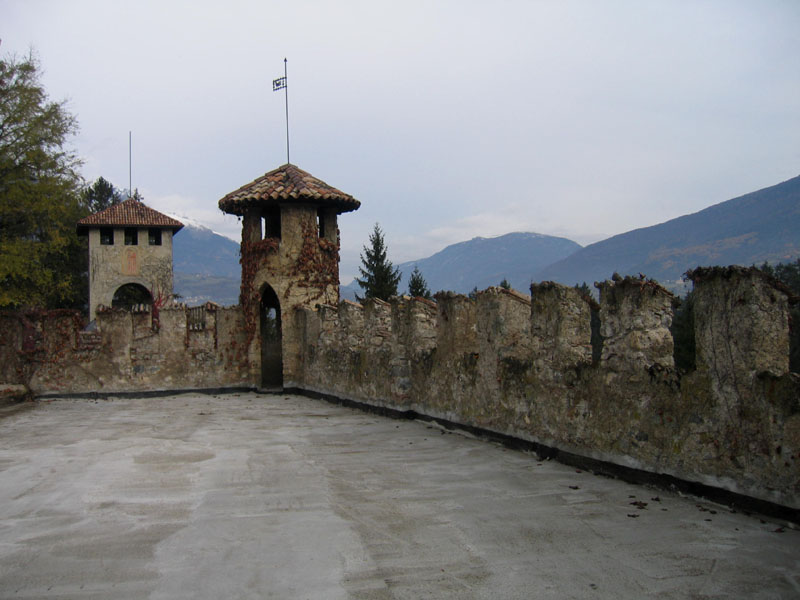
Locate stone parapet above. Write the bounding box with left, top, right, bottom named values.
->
left=298, top=272, right=799, bottom=510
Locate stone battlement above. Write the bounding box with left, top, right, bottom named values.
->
left=0, top=267, right=797, bottom=512
left=296, top=269, right=799, bottom=510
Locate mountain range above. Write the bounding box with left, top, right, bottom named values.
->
left=536, top=174, right=800, bottom=289
left=171, top=174, right=800, bottom=304
left=170, top=217, right=240, bottom=306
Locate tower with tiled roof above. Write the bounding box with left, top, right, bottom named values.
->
left=219, top=163, right=360, bottom=388
left=77, top=197, right=184, bottom=321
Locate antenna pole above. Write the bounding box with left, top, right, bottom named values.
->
left=284, top=58, right=290, bottom=164
left=128, top=131, right=132, bottom=197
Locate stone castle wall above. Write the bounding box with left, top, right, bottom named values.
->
left=86, top=227, right=176, bottom=322
left=1, top=266, right=797, bottom=511
left=296, top=268, right=800, bottom=509
left=0, top=303, right=251, bottom=394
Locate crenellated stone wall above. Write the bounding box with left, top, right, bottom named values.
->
left=0, top=304, right=252, bottom=394
left=297, top=270, right=800, bottom=510
left=1, top=266, right=797, bottom=512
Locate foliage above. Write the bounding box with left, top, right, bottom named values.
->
left=759, top=260, right=800, bottom=295
left=81, top=176, right=122, bottom=214
left=574, top=282, right=592, bottom=297
left=499, top=278, right=511, bottom=290
left=408, top=265, right=431, bottom=299
left=671, top=290, right=696, bottom=373
left=356, top=223, right=401, bottom=302
left=0, top=51, right=85, bottom=310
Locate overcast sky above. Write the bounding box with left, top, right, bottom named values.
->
left=3, top=0, right=799, bottom=281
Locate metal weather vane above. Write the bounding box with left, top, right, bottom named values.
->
left=273, top=58, right=290, bottom=164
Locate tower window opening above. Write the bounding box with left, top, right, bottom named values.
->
left=317, top=208, right=325, bottom=239
left=100, top=227, right=114, bottom=245
left=124, top=227, right=138, bottom=246
left=264, top=206, right=281, bottom=240
left=148, top=228, right=162, bottom=245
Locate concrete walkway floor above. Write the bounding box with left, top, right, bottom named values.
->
left=0, top=392, right=797, bottom=599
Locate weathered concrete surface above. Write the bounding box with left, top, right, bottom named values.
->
left=0, top=393, right=797, bottom=599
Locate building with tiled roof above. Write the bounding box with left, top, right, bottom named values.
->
left=219, top=163, right=360, bottom=215
left=77, top=197, right=184, bottom=233
left=218, top=163, right=361, bottom=389
left=77, top=198, right=183, bottom=321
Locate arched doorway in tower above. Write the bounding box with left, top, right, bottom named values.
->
left=260, top=284, right=283, bottom=388
left=112, top=283, right=152, bottom=310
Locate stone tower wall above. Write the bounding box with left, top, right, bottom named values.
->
left=87, top=227, right=175, bottom=321
left=240, top=205, right=340, bottom=384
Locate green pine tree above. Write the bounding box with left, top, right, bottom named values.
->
left=408, top=265, right=431, bottom=299
left=499, top=278, right=511, bottom=290
left=81, top=176, right=122, bottom=214
left=356, top=223, right=401, bottom=302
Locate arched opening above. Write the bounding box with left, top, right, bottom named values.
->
left=260, top=284, right=283, bottom=388
left=112, top=283, right=152, bottom=310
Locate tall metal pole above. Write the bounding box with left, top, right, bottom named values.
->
left=284, top=58, right=290, bottom=164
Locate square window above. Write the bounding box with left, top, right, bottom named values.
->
left=100, top=227, right=114, bottom=245
left=149, top=228, right=162, bottom=245
left=125, top=228, right=138, bottom=246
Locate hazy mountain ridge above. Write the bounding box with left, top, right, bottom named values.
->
left=171, top=221, right=241, bottom=305
left=340, top=232, right=582, bottom=300
left=172, top=175, right=800, bottom=304
left=535, top=174, right=800, bottom=288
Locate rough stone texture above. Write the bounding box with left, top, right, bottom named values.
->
left=239, top=204, right=341, bottom=386
left=85, top=227, right=176, bottom=322
left=597, top=276, right=675, bottom=375
left=685, top=266, right=798, bottom=500
left=0, top=305, right=250, bottom=394
left=690, top=266, right=790, bottom=379
left=0, top=383, right=30, bottom=405
left=298, top=270, right=800, bottom=509
left=530, top=282, right=592, bottom=376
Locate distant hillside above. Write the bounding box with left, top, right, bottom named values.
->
left=536, top=174, right=800, bottom=289
left=172, top=219, right=240, bottom=277
left=171, top=220, right=240, bottom=306
left=342, top=232, right=581, bottom=299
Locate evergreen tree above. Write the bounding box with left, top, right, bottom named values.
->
left=408, top=265, right=432, bottom=299
left=356, top=223, right=401, bottom=301
left=499, top=278, right=511, bottom=290
left=0, top=51, right=85, bottom=310
left=671, top=290, right=696, bottom=373
left=81, top=176, right=122, bottom=214
left=574, top=282, right=592, bottom=298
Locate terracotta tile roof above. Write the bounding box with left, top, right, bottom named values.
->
left=218, top=163, right=361, bottom=216
left=77, top=198, right=184, bottom=234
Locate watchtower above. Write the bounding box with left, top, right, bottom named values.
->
left=218, top=163, right=360, bottom=389
left=77, top=198, right=184, bottom=322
